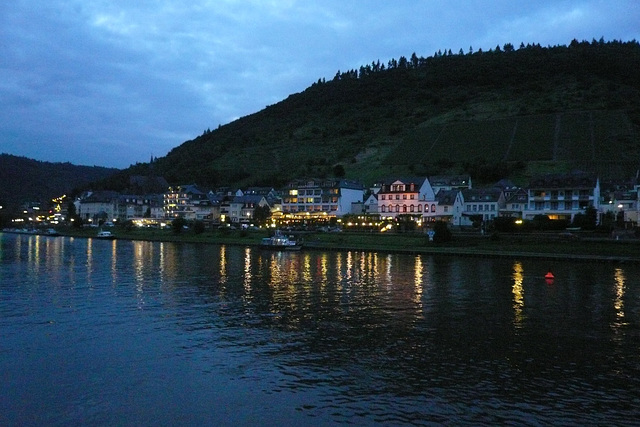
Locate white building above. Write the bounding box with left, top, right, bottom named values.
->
left=376, top=177, right=436, bottom=219
left=434, top=189, right=464, bottom=224
left=524, top=172, right=600, bottom=221
left=459, top=188, right=505, bottom=227
left=78, top=191, right=119, bottom=224
left=280, top=178, right=365, bottom=217
left=163, top=184, right=210, bottom=220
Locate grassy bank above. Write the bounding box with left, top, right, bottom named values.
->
left=56, top=226, right=640, bottom=263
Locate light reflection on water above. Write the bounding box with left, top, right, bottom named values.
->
left=1, top=232, right=640, bottom=426
left=512, top=261, right=524, bottom=327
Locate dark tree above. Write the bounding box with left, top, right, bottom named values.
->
left=333, top=164, right=346, bottom=177
left=433, top=221, right=452, bottom=243
left=410, top=52, right=419, bottom=68
left=253, top=205, right=271, bottom=226
left=572, top=206, right=597, bottom=230
left=193, top=220, right=205, bottom=234
left=171, top=216, right=186, bottom=234
left=67, top=201, right=77, bottom=222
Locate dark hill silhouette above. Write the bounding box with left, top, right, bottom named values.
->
left=103, top=39, right=640, bottom=190
left=0, top=154, right=119, bottom=213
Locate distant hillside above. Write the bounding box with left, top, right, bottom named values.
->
left=109, top=39, right=640, bottom=189
left=0, top=154, right=119, bottom=212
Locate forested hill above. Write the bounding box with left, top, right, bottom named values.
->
left=0, top=154, right=119, bottom=212
left=113, top=39, right=640, bottom=190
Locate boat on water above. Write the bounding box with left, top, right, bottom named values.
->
left=261, top=230, right=302, bottom=251
left=96, top=230, right=116, bottom=240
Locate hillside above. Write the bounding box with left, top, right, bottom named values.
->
left=0, top=154, right=119, bottom=212
left=111, top=39, right=640, bottom=189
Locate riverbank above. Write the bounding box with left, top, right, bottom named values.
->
left=36, top=226, right=640, bottom=263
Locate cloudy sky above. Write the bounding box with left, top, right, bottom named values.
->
left=1, top=1, right=638, bottom=168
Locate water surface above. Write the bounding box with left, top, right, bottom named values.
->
left=1, top=233, right=639, bottom=425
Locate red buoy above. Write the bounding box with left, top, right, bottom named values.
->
left=544, top=270, right=555, bottom=284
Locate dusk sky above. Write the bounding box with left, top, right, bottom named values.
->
left=2, top=1, right=639, bottom=169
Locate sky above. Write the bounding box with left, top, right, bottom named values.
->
left=1, top=1, right=639, bottom=169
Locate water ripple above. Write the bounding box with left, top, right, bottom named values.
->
left=2, top=236, right=640, bottom=425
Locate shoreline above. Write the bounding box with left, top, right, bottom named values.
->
left=4, top=227, right=638, bottom=263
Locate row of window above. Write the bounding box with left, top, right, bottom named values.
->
left=297, top=189, right=322, bottom=196
left=381, top=204, right=437, bottom=213
left=283, top=197, right=339, bottom=204
left=466, top=204, right=497, bottom=212
left=380, top=194, right=417, bottom=200
left=388, top=184, right=417, bottom=192
left=283, top=205, right=339, bottom=212
left=531, top=190, right=593, bottom=198
left=532, top=201, right=587, bottom=210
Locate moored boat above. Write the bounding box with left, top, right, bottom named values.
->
left=261, top=230, right=302, bottom=251
left=96, top=230, right=116, bottom=240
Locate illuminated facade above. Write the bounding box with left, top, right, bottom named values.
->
left=280, top=178, right=365, bottom=217
left=163, top=184, right=214, bottom=220
left=376, top=177, right=436, bottom=219
left=117, top=194, right=163, bottom=220
left=226, top=195, right=269, bottom=223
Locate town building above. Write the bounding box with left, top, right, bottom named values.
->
left=163, top=184, right=213, bottom=220
left=77, top=191, right=120, bottom=224
left=524, top=172, right=600, bottom=221
left=600, top=180, right=638, bottom=227
left=226, top=194, right=270, bottom=224
left=117, top=194, right=164, bottom=221
left=376, top=177, right=436, bottom=220
left=459, top=188, right=505, bottom=227
left=493, top=180, right=528, bottom=219
left=280, top=178, right=365, bottom=218
left=429, top=175, right=472, bottom=194
left=434, top=189, right=464, bottom=224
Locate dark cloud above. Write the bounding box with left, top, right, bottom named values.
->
left=1, top=1, right=638, bottom=167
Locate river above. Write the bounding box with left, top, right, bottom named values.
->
left=1, top=232, right=639, bottom=426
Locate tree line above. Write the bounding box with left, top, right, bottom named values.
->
left=320, top=39, right=639, bottom=83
